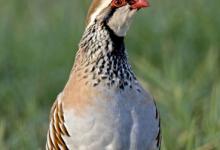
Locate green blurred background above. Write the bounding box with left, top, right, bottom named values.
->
left=0, top=0, right=220, bottom=149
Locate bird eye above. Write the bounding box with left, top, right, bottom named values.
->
left=111, top=0, right=127, bottom=8
left=127, top=0, right=137, bottom=5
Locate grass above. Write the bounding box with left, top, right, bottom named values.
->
left=0, top=0, right=219, bottom=149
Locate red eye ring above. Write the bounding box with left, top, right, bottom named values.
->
left=111, top=0, right=127, bottom=8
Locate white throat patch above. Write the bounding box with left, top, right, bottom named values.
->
left=107, top=5, right=136, bottom=37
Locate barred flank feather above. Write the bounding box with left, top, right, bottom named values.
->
left=46, top=100, right=70, bottom=150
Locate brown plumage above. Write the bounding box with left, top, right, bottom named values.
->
left=87, top=0, right=102, bottom=24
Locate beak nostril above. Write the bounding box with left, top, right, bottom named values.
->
left=130, top=0, right=149, bottom=9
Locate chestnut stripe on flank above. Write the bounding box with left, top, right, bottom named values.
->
left=46, top=101, right=70, bottom=150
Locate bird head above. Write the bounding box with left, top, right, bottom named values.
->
left=87, top=0, right=149, bottom=37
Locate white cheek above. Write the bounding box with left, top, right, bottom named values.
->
left=108, top=7, right=136, bottom=37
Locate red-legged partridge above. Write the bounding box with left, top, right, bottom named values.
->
left=46, top=0, right=161, bottom=149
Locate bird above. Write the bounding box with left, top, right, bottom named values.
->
left=46, top=0, right=161, bottom=149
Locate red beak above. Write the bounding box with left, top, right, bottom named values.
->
left=131, top=0, right=150, bottom=9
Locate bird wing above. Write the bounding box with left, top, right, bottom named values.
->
left=46, top=96, right=70, bottom=150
